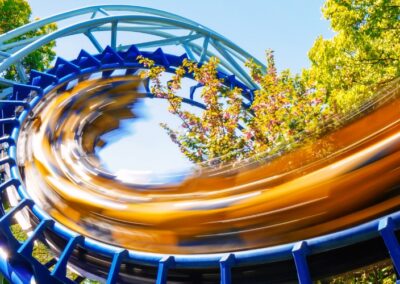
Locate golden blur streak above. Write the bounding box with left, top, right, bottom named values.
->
left=18, top=76, right=400, bottom=254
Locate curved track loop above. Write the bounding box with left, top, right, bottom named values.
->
left=0, top=5, right=265, bottom=90
left=0, top=45, right=397, bottom=284
left=0, top=5, right=399, bottom=284
left=17, top=70, right=400, bottom=256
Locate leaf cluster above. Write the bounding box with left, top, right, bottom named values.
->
left=140, top=51, right=331, bottom=166
left=0, top=0, right=57, bottom=82
left=140, top=0, right=399, bottom=167
left=308, top=0, right=400, bottom=113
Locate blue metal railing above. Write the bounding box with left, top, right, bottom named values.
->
left=0, top=45, right=398, bottom=283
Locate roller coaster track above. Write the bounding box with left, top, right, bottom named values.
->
left=0, top=5, right=399, bottom=284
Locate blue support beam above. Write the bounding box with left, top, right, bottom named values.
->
left=107, top=250, right=128, bottom=284
left=0, top=178, right=21, bottom=193
left=219, top=253, right=235, bottom=284
left=76, top=49, right=102, bottom=69
left=18, top=219, right=54, bottom=257
left=51, top=235, right=84, bottom=280
left=199, top=36, right=210, bottom=63
left=156, top=256, right=175, bottom=284
left=84, top=31, right=103, bottom=53
left=111, top=21, right=118, bottom=50
left=135, top=33, right=202, bottom=49
left=0, top=118, right=18, bottom=126
left=51, top=57, right=81, bottom=79
left=379, top=217, right=400, bottom=274
left=12, top=83, right=42, bottom=100
left=0, top=7, right=398, bottom=281
left=16, top=62, right=27, bottom=83
left=0, top=100, right=30, bottom=108
left=0, top=156, right=15, bottom=167
left=17, top=219, right=63, bottom=284
left=0, top=199, right=33, bottom=251
left=292, top=241, right=312, bottom=284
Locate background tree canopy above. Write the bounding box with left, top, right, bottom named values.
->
left=1, top=0, right=398, bottom=166
left=0, top=0, right=56, bottom=82
left=308, top=0, right=400, bottom=113
left=143, top=0, right=400, bottom=166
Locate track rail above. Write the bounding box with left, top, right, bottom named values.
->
left=0, top=5, right=265, bottom=90
left=0, top=6, right=399, bottom=284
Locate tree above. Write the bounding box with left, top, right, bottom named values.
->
left=0, top=0, right=56, bottom=82
left=139, top=55, right=247, bottom=165
left=139, top=51, right=331, bottom=166
left=141, top=0, right=399, bottom=167
left=308, top=0, right=400, bottom=114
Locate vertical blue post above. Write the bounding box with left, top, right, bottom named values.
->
left=219, top=253, right=235, bottom=284
left=107, top=249, right=128, bottom=284
left=51, top=235, right=84, bottom=279
left=0, top=199, right=32, bottom=251
left=111, top=21, right=118, bottom=50
left=17, top=219, right=54, bottom=257
left=379, top=217, right=400, bottom=274
left=17, top=219, right=61, bottom=284
left=156, top=256, right=175, bottom=284
left=292, top=241, right=312, bottom=284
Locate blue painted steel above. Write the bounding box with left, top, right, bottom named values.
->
left=0, top=5, right=265, bottom=88
left=379, top=218, right=400, bottom=274
left=17, top=220, right=62, bottom=284
left=107, top=250, right=129, bottom=284
left=50, top=235, right=84, bottom=281
left=0, top=5, right=398, bottom=283
left=219, top=254, right=235, bottom=284
left=156, top=256, right=175, bottom=284
left=0, top=44, right=397, bottom=284
left=0, top=199, right=33, bottom=252
left=0, top=44, right=261, bottom=283
left=17, top=219, right=55, bottom=258
left=0, top=255, right=26, bottom=284
left=292, top=241, right=312, bottom=284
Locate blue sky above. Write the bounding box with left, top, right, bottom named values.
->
left=27, top=0, right=334, bottom=175
left=28, top=0, right=333, bottom=73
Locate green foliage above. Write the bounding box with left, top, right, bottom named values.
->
left=140, top=51, right=331, bottom=166
left=140, top=0, right=399, bottom=167
left=0, top=0, right=56, bottom=81
left=244, top=51, right=331, bottom=157
left=0, top=273, right=9, bottom=284
left=10, top=223, right=28, bottom=242
left=10, top=223, right=80, bottom=281
left=10, top=224, right=53, bottom=265
left=308, top=0, right=400, bottom=114
left=0, top=0, right=30, bottom=32
left=318, top=262, right=397, bottom=284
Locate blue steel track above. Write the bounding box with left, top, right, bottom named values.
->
left=0, top=5, right=399, bottom=284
